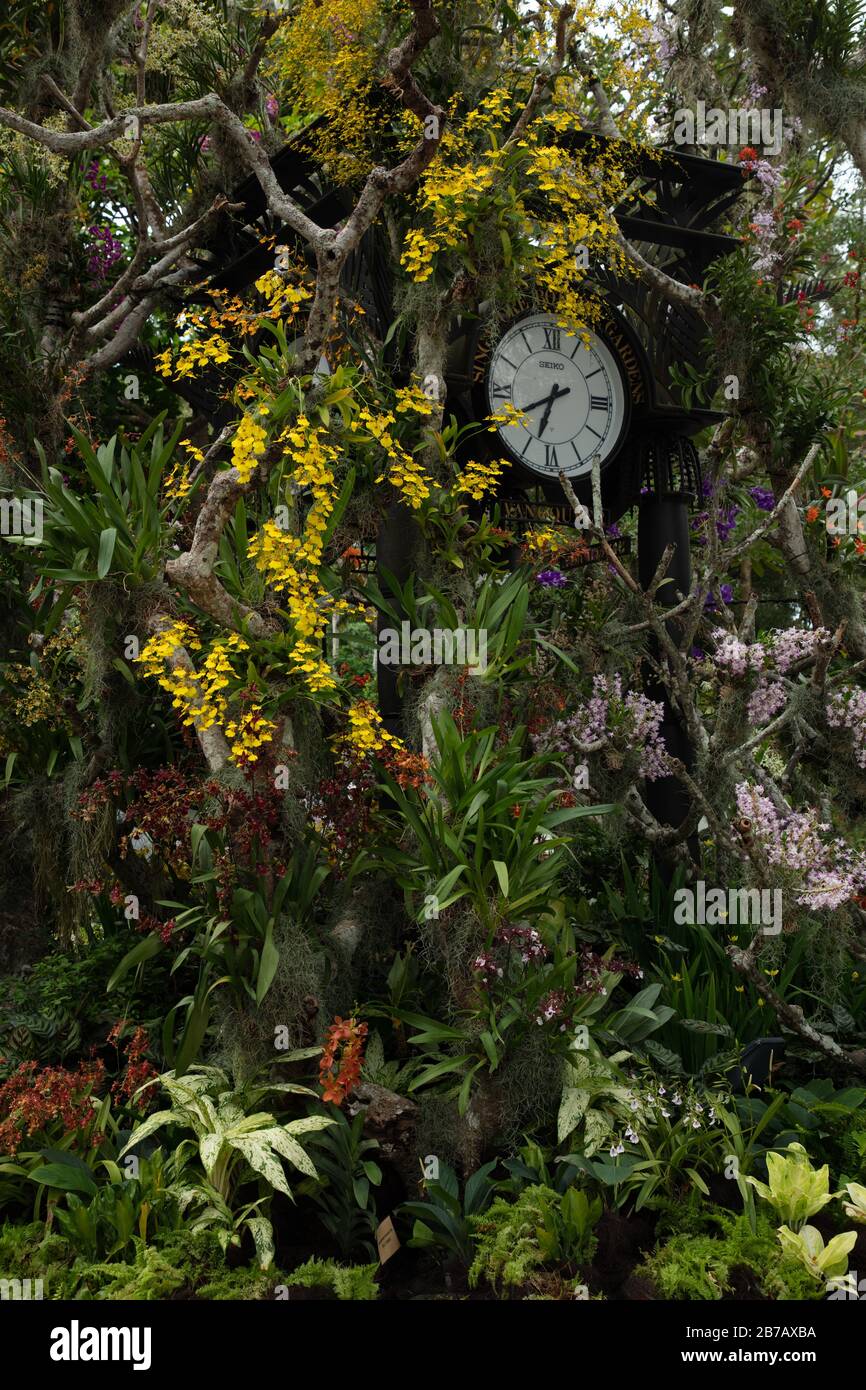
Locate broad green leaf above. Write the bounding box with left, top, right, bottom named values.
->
left=28, top=1163, right=97, bottom=1196
left=256, top=920, right=280, bottom=1005
left=107, top=932, right=164, bottom=991
left=97, top=527, right=118, bottom=579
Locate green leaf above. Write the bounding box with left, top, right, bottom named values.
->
left=492, top=860, right=509, bottom=896
left=97, top=527, right=118, bottom=579
left=399, top=1011, right=466, bottom=1041
left=175, top=992, right=212, bottom=1076
left=256, top=920, right=280, bottom=1005
left=107, top=931, right=164, bottom=991
left=479, top=1031, right=500, bottom=1071
left=409, top=1056, right=468, bottom=1089
left=28, top=1162, right=97, bottom=1196
left=111, top=657, right=137, bottom=686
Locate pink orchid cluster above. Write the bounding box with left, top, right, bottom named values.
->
left=538, top=674, right=670, bottom=781
left=827, top=686, right=866, bottom=769
left=650, top=20, right=677, bottom=62
left=713, top=627, right=829, bottom=726
left=739, top=138, right=784, bottom=198
left=87, top=223, right=123, bottom=281
left=473, top=923, right=548, bottom=986
left=748, top=206, right=780, bottom=275
left=735, top=782, right=866, bottom=911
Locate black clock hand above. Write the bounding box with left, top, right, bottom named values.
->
left=520, top=384, right=571, bottom=414
left=537, top=384, right=570, bottom=438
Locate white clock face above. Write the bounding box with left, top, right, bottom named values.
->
left=486, top=312, right=629, bottom=479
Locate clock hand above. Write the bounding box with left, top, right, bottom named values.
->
left=537, top=384, right=570, bottom=438
left=520, top=384, right=571, bottom=414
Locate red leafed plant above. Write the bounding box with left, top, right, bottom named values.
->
left=318, top=1016, right=368, bottom=1106
left=0, top=1058, right=105, bottom=1154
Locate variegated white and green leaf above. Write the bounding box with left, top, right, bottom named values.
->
left=118, top=1110, right=178, bottom=1158
left=266, top=1126, right=321, bottom=1179
left=229, top=1135, right=293, bottom=1196
left=247, top=1216, right=275, bottom=1270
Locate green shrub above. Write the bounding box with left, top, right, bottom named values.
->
left=469, top=1184, right=601, bottom=1293
left=0, top=1221, right=283, bottom=1300
left=638, top=1210, right=825, bottom=1301
left=0, top=1220, right=79, bottom=1298
left=282, top=1257, right=379, bottom=1300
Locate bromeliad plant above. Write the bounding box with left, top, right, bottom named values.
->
left=372, top=711, right=614, bottom=931
left=402, top=1159, right=499, bottom=1267
left=299, top=1104, right=383, bottom=1260
left=744, top=1141, right=838, bottom=1230
left=777, top=1224, right=858, bottom=1285
left=742, top=1140, right=861, bottom=1284
left=10, top=416, right=189, bottom=587
left=118, top=1062, right=333, bottom=1268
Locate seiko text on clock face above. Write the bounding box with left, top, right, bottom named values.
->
left=485, top=312, right=629, bottom=479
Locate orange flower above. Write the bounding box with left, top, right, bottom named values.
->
left=856, top=539, right=865, bottom=555
left=806, top=505, right=820, bottom=523
left=319, top=1016, right=368, bottom=1106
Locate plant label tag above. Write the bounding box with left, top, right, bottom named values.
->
left=376, top=1215, right=400, bottom=1264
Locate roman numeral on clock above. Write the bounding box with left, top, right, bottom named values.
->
left=543, top=326, right=561, bottom=351
left=543, top=444, right=559, bottom=469
left=491, top=382, right=511, bottom=399
left=590, top=395, right=609, bottom=410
